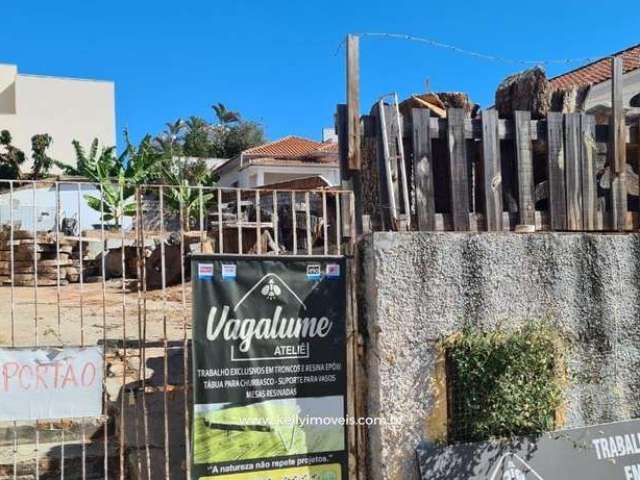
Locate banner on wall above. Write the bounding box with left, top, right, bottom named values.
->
left=0, top=346, right=103, bottom=421
left=417, top=418, right=640, bottom=480
left=191, top=255, right=348, bottom=480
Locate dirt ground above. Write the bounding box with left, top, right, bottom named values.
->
left=0, top=280, right=193, bottom=348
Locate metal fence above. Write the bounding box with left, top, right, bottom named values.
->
left=0, top=179, right=356, bottom=480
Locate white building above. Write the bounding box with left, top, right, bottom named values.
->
left=0, top=64, right=116, bottom=172
left=215, top=136, right=340, bottom=188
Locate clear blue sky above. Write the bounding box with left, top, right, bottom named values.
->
left=1, top=0, right=638, bottom=150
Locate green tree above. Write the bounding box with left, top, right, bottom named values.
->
left=0, top=130, right=25, bottom=179
left=154, top=119, right=184, bottom=158
left=30, top=133, right=54, bottom=179
left=183, top=116, right=212, bottom=158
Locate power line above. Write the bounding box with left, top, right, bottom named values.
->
left=337, top=32, right=598, bottom=66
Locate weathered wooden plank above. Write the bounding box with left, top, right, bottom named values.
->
left=581, top=114, right=598, bottom=230
left=547, top=112, right=567, bottom=230
left=376, top=101, right=399, bottom=227
left=565, top=113, right=583, bottom=230
left=411, top=108, right=435, bottom=230
left=337, top=104, right=349, bottom=177
left=610, top=56, right=627, bottom=230
left=346, top=35, right=361, bottom=170
left=446, top=108, right=470, bottom=230
left=481, top=110, right=503, bottom=230
left=514, top=111, right=535, bottom=225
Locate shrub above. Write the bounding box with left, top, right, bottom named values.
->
left=442, top=322, right=564, bottom=443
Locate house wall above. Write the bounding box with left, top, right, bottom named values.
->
left=363, top=231, right=640, bottom=480
left=217, top=163, right=340, bottom=188
left=0, top=64, right=116, bottom=172
left=584, top=67, right=640, bottom=111
left=0, top=183, right=132, bottom=231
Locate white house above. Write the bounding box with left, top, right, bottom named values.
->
left=549, top=43, right=640, bottom=114
left=0, top=63, right=116, bottom=171
left=215, top=136, right=340, bottom=188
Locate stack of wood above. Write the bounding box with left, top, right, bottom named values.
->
left=0, top=230, right=91, bottom=286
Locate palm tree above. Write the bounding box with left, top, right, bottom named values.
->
left=154, top=118, right=184, bottom=157
left=212, top=103, right=240, bottom=124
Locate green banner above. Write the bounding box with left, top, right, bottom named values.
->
left=191, top=255, right=348, bottom=480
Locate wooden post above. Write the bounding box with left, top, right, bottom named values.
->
left=565, top=113, right=583, bottom=230
left=581, top=114, right=597, bottom=230
left=514, top=111, right=535, bottom=226
left=447, top=108, right=470, bottom=231
left=480, top=109, right=503, bottom=231
left=411, top=108, right=435, bottom=230
left=547, top=112, right=567, bottom=230
left=610, top=55, right=627, bottom=230
left=346, top=34, right=361, bottom=171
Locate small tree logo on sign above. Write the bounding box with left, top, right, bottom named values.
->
left=260, top=278, right=282, bottom=300
left=503, top=461, right=526, bottom=480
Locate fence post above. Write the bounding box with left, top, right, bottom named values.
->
left=446, top=108, right=470, bottom=231
left=514, top=111, right=535, bottom=226
left=565, top=113, right=583, bottom=230
left=581, top=114, right=598, bottom=230
left=547, top=112, right=567, bottom=230
left=610, top=55, right=627, bottom=230
left=411, top=108, right=435, bottom=230
left=481, top=109, right=503, bottom=231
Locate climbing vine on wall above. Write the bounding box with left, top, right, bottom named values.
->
left=442, top=322, right=565, bottom=443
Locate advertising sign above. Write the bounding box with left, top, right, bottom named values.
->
left=0, top=346, right=103, bottom=421
left=192, top=256, right=348, bottom=480
left=417, top=419, right=640, bottom=479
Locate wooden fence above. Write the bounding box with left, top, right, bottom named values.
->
left=347, top=102, right=640, bottom=233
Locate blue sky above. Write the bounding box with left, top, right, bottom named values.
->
left=1, top=1, right=638, bottom=150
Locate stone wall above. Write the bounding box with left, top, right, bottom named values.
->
left=363, top=232, right=640, bottom=480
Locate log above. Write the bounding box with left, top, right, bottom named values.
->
left=495, top=67, right=550, bottom=119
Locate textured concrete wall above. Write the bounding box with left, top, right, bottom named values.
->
left=363, top=232, right=640, bottom=480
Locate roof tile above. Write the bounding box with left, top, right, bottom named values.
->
left=550, top=44, right=640, bottom=90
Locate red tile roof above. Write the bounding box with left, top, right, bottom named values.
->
left=550, top=44, right=640, bottom=90
left=243, top=136, right=324, bottom=158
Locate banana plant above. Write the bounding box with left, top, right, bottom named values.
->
left=83, top=132, right=162, bottom=227
left=162, top=159, right=216, bottom=230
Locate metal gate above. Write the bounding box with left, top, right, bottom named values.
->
left=0, top=179, right=359, bottom=480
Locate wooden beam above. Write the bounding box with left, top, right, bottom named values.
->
left=565, top=113, right=583, bottom=230
left=446, top=108, right=470, bottom=231
left=581, top=114, right=597, bottom=230
left=514, top=111, right=535, bottom=226
left=610, top=55, right=627, bottom=230
left=411, top=108, right=435, bottom=230
left=346, top=34, right=361, bottom=171
left=547, top=112, right=567, bottom=230
left=481, top=109, right=503, bottom=230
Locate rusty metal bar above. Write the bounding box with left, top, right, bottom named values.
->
left=237, top=189, right=242, bottom=254
left=179, top=187, right=192, bottom=480
left=119, top=182, right=126, bottom=480
left=322, top=191, right=328, bottom=256
left=31, top=182, right=40, bottom=480
left=291, top=191, right=297, bottom=254
left=306, top=192, right=312, bottom=255
left=77, top=183, right=87, bottom=480
left=256, top=190, right=261, bottom=254
left=217, top=188, right=223, bottom=254
left=135, top=187, right=152, bottom=479
left=273, top=191, right=279, bottom=251
left=56, top=182, right=61, bottom=337
left=99, top=183, right=109, bottom=480
left=336, top=193, right=342, bottom=256
left=159, top=185, right=171, bottom=480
